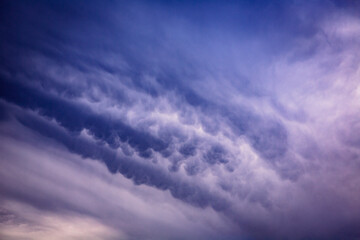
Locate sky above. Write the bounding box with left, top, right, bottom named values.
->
left=0, top=0, right=360, bottom=239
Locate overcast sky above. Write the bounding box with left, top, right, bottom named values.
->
left=1, top=1, right=360, bottom=239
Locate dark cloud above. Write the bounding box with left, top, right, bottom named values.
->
left=0, top=101, right=231, bottom=215
left=1, top=0, right=360, bottom=239
left=203, top=145, right=229, bottom=165
left=0, top=79, right=168, bottom=155
left=179, top=142, right=197, bottom=157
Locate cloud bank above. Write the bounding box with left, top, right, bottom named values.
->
left=1, top=0, right=360, bottom=239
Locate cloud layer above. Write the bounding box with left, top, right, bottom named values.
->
left=1, top=1, right=360, bottom=239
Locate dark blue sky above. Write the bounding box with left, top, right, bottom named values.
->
left=1, top=1, right=360, bottom=239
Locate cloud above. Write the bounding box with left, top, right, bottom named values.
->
left=0, top=201, right=124, bottom=240
left=0, top=113, right=236, bottom=240
left=1, top=0, right=360, bottom=239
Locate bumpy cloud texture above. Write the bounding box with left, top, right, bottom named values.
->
left=1, top=1, right=360, bottom=239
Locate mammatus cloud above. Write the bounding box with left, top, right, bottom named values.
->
left=1, top=0, right=360, bottom=239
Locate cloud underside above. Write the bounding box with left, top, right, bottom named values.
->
left=1, top=1, right=360, bottom=239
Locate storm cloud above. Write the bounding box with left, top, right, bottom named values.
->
left=1, top=0, right=360, bottom=239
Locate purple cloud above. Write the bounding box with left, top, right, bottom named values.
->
left=1, top=1, right=360, bottom=239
